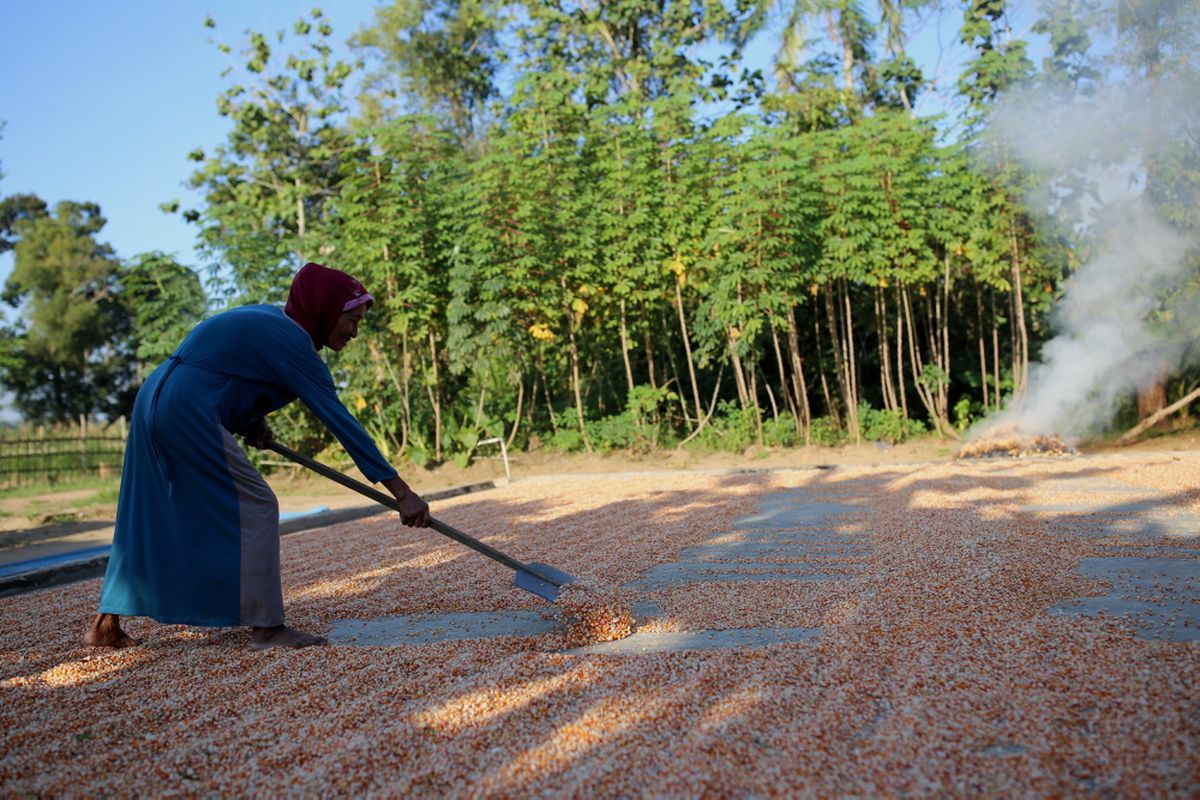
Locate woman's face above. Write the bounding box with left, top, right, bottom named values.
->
left=326, top=306, right=368, bottom=352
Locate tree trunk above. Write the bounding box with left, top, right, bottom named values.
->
left=1136, top=363, right=1169, bottom=420
left=894, top=285, right=908, bottom=420
left=380, top=330, right=411, bottom=456
left=836, top=280, right=861, bottom=443
left=901, top=286, right=957, bottom=440
left=619, top=297, right=635, bottom=395
left=876, top=286, right=898, bottom=413
left=785, top=306, right=812, bottom=444
left=1119, top=384, right=1200, bottom=444
left=729, top=333, right=751, bottom=409
left=676, top=363, right=726, bottom=447
left=643, top=327, right=658, bottom=390
left=369, top=339, right=403, bottom=456
left=540, top=364, right=559, bottom=434
left=924, top=282, right=950, bottom=425
left=506, top=375, right=524, bottom=448
left=295, top=175, right=306, bottom=239
left=845, top=282, right=861, bottom=442
left=675, top=280, right=704, bottom=423
left=976, top=290, right=989, bottom=411
left=526, top=374, right=539, bottom=433
left=813, top=302, right=839, bottom=428
left=770, top=321, right=799, bottom=426
left=661, top=312, right=691, bottom=427
left=564, top=281, right=592, bottom=452
left=400, top=332, right=412, bottom=454
left=474, top=384, right=487, bottom=430
left=902, top=286, right=939, bottom=429
left=943, top=259, right=953, bottom=404
left=991, top=291, right=1002, bottom=413
left=749, top=364, right=765, bottom=445
left=827, top=9, right=857, bottom=97
left=426, top=330, right=443, bottom=460
left=380, top=264, right=409, bottom=453
left=935, top=254, right=952, bottom=425
left=824, top=288, right=846, bottom=425
left=1009, top=219, right=1029, bottom=397
left=761, top=365, right=780, bottom=421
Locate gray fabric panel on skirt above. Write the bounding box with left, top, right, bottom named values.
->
left=221, top=430, right=284, bottom=627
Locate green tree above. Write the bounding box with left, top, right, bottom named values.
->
left=0, top=193, right=49, bottom=254
left=958, top=0, right=1038, bottom=398
left=1114, top=0, right=1200, bottom=420
left=183, top=9, right=363, bottom=303
left=351, top=0, right=505, bottom=141
left=325, top=116, right=465, bottom=462
left=119, top=252, right=209, bottom=376
left=589, top=100, right=670, bottom=401
left=0, top=202, right=135, bottom=422
left=1118, top=0, right=1200, bottom=235
left=470, top=63, right=597, bottom=449
left=697, top=117, right=823, bottom=442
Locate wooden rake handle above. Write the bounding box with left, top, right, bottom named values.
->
left=261, top=440, right=564, bottom=587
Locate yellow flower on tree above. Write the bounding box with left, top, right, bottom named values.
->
left=528, top=322, right=556, bottom=341
left=668, top=252, right=687, bottom=285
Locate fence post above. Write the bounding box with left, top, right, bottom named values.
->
left=478, top=437, right=511, bottom=481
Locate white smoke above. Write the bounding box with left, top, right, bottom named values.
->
left=973, top=71, right=1198, bottom=440
left=1010, top=201, right=1190, bottom=436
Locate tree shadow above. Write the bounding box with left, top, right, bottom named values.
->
left=2, top=457, right=1198, bottom=794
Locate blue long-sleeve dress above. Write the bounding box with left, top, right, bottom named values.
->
left=98, top=304, right=396, bottom=627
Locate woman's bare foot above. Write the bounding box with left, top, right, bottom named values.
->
left=85, top=614, right=139, bottom=648
left=250, top=625, right=328, bottom=650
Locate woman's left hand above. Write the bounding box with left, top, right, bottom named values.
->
left=398, top=490, right=431, bottom=527
left=241, top=418, right=274, bottom=448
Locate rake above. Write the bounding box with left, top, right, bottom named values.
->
left=264, top=440, right=575, bottom=602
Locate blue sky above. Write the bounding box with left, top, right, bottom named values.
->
left=0, top=1, right=382, bottom=284
left=1, top=1, right=1042, bottom=293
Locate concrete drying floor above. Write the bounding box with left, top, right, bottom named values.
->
left=1, top=453, right=1198, bottom=795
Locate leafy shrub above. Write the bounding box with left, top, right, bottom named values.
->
left=953, top=396, right=976, bottom=433
left=762, top=413, right=799, bottom=448
left=548, top=426, right=585, bottom=453
left=917, top=363, right=950, bottom=393
left=626, top=384, right=677, bottom=420
left=684, top=400, right=759, bottom=453
left=809, top=415, right=846, bottom=446
left=583, top=384, right=680, bottom=453
left=586, top=412, right=642, bottom=452
left=856, top=403, right=926, bottom=444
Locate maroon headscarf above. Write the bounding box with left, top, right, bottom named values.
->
left=284, top=262, right=374, bottom=351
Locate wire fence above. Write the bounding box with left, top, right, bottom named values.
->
left=0, top=430, right=128, bottom=490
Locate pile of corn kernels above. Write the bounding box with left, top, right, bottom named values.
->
left=1, top=458, right=1197, bottom=795
left=554, top=582, right=635, bottom=648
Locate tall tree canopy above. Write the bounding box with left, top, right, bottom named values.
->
left=12, top=0, right=1195, bottom=448
left=0, top=201, right=135, bottom=422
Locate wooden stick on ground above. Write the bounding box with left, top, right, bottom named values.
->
left=1117, top=385, right=1200, bottom=445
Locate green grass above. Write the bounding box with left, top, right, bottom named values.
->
left=0, top=475, right=122, bottom=502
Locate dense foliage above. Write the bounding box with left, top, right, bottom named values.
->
left=2, top=0, right=1197, bottom=464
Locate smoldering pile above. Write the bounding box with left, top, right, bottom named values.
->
left=956, top=425, right=1075, bottom=460
left=554, top=582, right=635, bottom=648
